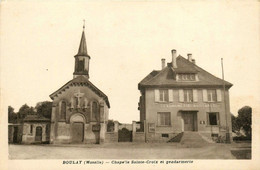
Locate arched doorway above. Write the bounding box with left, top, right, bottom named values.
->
left=70, top=114, right=85, bottom=143
left=35, top=126, right=42, bottom=142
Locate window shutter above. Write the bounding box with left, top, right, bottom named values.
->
left=155, top=89, right=159, bottom=102
left=202, top=89, right=207, bottom=102
left=168, top=89, right=173, bottom=102
left=216, top=89, right=222, bottom=102
left=193, top=89, right=198, bottom=102
left=179, top=89, right=184, bottom=102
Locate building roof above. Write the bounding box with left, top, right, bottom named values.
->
left=75, top=31, right=90, bottom=58
left=23, top=114, right=50, bottom=122
left=139, top=55, right=233, bottom=89
left=49, top=75, right=110, bottom=108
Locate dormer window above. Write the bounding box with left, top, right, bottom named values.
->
left=178, top=73, right=197, bottom=81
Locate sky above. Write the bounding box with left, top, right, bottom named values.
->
left=1, top=0, right=260, bottom=123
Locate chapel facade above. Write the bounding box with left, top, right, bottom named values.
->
left=49, top=27, right=110, bottom=144
left=138, top=50, right=233, bottom=143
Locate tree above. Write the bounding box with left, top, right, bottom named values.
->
left=35, top=101, right=52, bottom=119
left=17, top=104, right=35, bottom=121
left=8, top=106, right=17, bottom=123
left=231, top=114, right=240, bottom=133
left=237, top=106, right=252, bottom=138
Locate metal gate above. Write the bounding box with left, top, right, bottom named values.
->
left=118, top=128, right=132, bottom=142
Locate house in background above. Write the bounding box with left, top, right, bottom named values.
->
left=49, top=26, right=111, bottom=144
left=138, top=49, right=233, bottom=142
left=22, top=114, right=50, bottom=144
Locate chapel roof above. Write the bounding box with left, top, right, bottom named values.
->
left=75, top=30, right=90, bottom=57
left=49, top=76, right=110, bottom=108
left=138, top=55, right=233, bottom=89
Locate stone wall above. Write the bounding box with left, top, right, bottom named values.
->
left=105, top=132, right=118, bottom=143
left=104, top=121, right=119, bottom=143
left=132, top=132, right=145, bottom=142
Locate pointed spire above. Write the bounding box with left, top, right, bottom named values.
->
left=76, top=20, right=88, bottom=56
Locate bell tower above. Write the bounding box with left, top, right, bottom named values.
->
left=73, top=21, right=91, bottom=79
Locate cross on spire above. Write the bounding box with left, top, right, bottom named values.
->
left=83, top=19, right=85, bottom=30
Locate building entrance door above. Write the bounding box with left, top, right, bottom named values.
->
left=35, top=126, right=42, bottom=142
left=72, top=122, right=84, bottom=143
left=183, top=112, right=195, bottom=131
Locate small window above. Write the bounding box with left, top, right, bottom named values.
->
left=157, top=112, right=171, bottom=126
left=211, top=133, right=218, bottom=137
left=162, top=134, right=169, bottom=138
left=46, top=124, right=50, bottom=134
left=208, top=112, right=219, bottom=125
left=159, top=89, right=169, bottom=102
left=30, top=124, right=33, bottom=134
left=178, top=74, right=196, bottom=81
left=207, top=89, right=217, bottom=102
left=184, top=89, right=193, bottom=102
left=78, top=59, right=85, bottom=72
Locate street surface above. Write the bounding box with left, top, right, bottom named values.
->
left=8, top=142, right=251, bottom=159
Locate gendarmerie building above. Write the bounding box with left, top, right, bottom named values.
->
left=49, top=26, right=110, bottom=144
left=138, top=49, right=233, bottom=142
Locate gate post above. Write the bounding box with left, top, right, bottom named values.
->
left=114, top=121, right=119, bottom=133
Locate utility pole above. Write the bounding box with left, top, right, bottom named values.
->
left=221, top=58, right=230, bottom=143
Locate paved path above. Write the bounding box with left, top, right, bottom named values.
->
left=8, top=142, right=244, bottom=159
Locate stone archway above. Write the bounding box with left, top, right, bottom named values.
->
left=70, top=113, right=85, bottom=143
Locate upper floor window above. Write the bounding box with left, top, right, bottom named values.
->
left=159, top=89, right=169, bottom=102
left=203, top=89, right=222, bottom=102
left=184, top=89, right=193, bottom=102
left=179, top=89, right=198, bottom=102
left=155, top=89, right=173, bottom=102
left=207, top=89, right=217, bottom=102
left=178, top=73, right=196, bottom=81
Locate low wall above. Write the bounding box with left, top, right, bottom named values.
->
left=146, top=133, right=179, bottom=143
left=105, top=132, right=118, bottom=143
left=132, top=132, right=145, bottom=142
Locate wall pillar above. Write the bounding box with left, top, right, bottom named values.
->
left=99, top=123, right=105, bottom=144
left=99, top=101, right=105, bottom=123
left=144, top=120, right=147, bottom=143
left=132, top=121, right=136, bottom=133
left=50, top=105, right=56, bottom=144
left=42, top=124, right=46, bottom=142
left=114, top=121, right=119, bottom=133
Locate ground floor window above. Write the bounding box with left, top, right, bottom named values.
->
left=157, top=112, right=171, bottom=126
left=207, top=112, right=219, bottom=125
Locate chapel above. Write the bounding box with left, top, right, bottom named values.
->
left=49, top=25, right=110, bottom=144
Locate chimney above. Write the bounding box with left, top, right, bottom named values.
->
left=187, top=53, right=192, bottom=62
left=192, top=59, right=196, bottom=64
left=161, top=58, right=166, bottom=69
left=171, top=49, right=177, bottom=68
